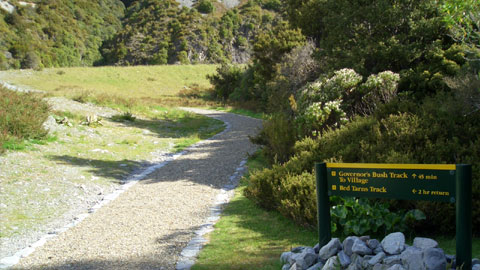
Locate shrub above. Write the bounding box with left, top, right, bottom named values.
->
left=330, top=197, right=425, bottom=237
left=208, top=64, right=244, bottom=102
left=0, top=86, right=50, bottom=152
left=356, top=71, right=400, bottom=116
left=246, top=90, right=480, bottom=235
left=196, top=0, right=215, bottom=14
left=250, top=113, right=297, bottom=164
left=295, top=69, right=362, bottom=136
left=267, top=40, right=320, bottom=109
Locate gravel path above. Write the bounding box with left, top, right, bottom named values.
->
left=11, top=108, right=261, bottom=270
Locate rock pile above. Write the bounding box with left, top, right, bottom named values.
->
left=280, top=232, right=480, bottom=270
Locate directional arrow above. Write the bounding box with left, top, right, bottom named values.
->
left=412, top=189, right=417, bottom=194
left=412, top=174, right=417, bottom=179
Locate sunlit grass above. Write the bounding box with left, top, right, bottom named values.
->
left=1, top=65, right=217, bottom=99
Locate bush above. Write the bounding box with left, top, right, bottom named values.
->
left=196, top=0, right=215, bottom=14
left=295, top=69, right=362, bottom=137
left=0, top=86, right=50, bottom=152
left=246, top=89, right=480, bottom=235
left=208, top=64, right=244, bottom=102
left=250, top=113, right=297, bottom=164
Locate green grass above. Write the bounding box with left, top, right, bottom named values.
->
left=1, top=65, right=217, bottom=98
left=435, top=237, right=480, bottom=258
left=192, top=152, right=317, bottom=270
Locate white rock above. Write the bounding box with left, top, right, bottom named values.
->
left=319, top=238, right=342, bottom=260
left=413, top=237, right=438, bottom=250
left=381, top=232, right=405, bottom=255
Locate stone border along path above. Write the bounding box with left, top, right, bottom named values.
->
left=2, top=107, right=261, bottom=270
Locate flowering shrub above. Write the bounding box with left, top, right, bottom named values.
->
left=295, top=68, right=362, bottom=136
left=358, top=71, right=400, bottom=115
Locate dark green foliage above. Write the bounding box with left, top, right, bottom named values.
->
left=250, top=113, right=297, bottom=164
left=102, top=0, right=278, bottom=65
left=246, top=89, right=480, bottom=235
left=207, top=64, right=244, bottom=101
left=196, top=0, right=215, bottom=14
left=213, top=20, right=307, bottom=105
left=330, top=197, right=426, bottom=237
left=0, top=86, right=50, bottom=153
left=284, top=0, right=466, bottom=97
left=0, top=0, right=124, bottom=69
left=252, top=21, right=305, bottom=82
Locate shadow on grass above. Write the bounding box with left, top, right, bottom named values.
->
left=48, top=130, right=253, bottom=188
left=48, top=155, right=145, bottom=184
left=108, top=111, right=225, bottom=140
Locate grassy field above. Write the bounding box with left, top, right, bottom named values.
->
left=0, top=65, right=218, bottom=110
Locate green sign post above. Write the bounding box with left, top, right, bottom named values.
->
left=315, top=162, right=472, bottom=269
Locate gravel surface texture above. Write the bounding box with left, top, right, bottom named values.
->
left=12, top=108, right=261, bottom=270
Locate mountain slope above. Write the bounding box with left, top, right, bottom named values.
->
left=101, top=0, right=280, bottom=65
left=0, top=0, right=124, bottom=69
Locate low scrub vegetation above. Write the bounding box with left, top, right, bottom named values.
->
left=0, top=86, right=50, bottom=153
left=208, top=0, right=480, bottom=237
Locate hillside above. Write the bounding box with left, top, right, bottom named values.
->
left=0, top=0, right=124, bottom=70
left=101, top=0, right=280, bottom=65
left=0, top=0, right=281, bottom=69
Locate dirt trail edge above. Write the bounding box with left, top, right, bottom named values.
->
left=10, top=108, right=262, bottom=270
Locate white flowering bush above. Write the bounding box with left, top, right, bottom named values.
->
left=358, top=71, right=400, bottom=115
left=296, top=68, right=362, bottom=136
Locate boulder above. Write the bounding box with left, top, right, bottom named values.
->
left=352, top=238, right=373, bottom=256
left=387, top=264, right=406, bottom=270
left=319, top=238, right=342, bottom=261
left=346, top=261, right=362, bottom=270
left=292, top=246, right=307, bottom=253
left=383, top=255, right=401, bottom=266
left=423, top=248, right=446, bottom=270
left=413, top=237, right=438, bottom=250
left=368, top=239, right=380, bottom=250
left=373, top=264, right=390, bottom=270
left=323, top=256, right=340, bottom=270
left=291, top=248, right=317, bottom=270
left=281, top=251, right=293, bottom=264
left=338, top=250, right=351, bottom=268
left=382, top=232, right=405, bottom=255
left=343, top=236, right=360, bottom=256
left=369, top=252, right=386, bottom=266
left=306, top=262, right=324, bottom=270
left=374, top=246, right=384, bottom=254
left=400, top=246, right=424, bottom=270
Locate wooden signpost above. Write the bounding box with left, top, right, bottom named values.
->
left=315, top=162, right=472, bottom=269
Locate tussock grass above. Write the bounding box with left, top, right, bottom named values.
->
left=0, top=86, right=50, bottom=153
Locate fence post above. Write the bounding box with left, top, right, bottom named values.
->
left=456, top=164, right=472, bottom=270
left=316, top=162, right=331, bottom=247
